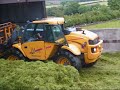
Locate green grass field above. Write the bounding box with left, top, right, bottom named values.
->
left=0, top=52, right=120, bottom=90
left=82, top=19, right=120, bottom=30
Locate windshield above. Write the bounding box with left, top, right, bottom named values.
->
left=45, top=25, right=67, bottom=45
left=52, top=25, right=63, bottom=39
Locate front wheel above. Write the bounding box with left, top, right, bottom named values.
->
left=82, top=61, right=97, bottom=68
left=80, top=53, right=97, bottom=68
left=54, top=50, right=81, bottom=71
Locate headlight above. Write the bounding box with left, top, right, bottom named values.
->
left=91, top=48, right=97, bottom=53
left=93, top=48, right=97, bottom=52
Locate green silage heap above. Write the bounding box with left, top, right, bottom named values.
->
left=0, top=60, right=81, bottom=90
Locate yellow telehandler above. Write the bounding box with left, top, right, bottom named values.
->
left=0, top=17, right=103, bottom=71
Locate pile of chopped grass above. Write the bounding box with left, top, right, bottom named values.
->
left=0, top=60, right=83, bottom=90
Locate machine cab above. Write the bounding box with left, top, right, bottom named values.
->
left=21, top=17, right=67, bottom=60
left=23, top=23, right=66, bottom=45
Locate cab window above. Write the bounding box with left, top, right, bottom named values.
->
left=52, top=25, right=63, bottom=41
left=24, top=23, right=44, bottom=42
left=44, top=25, right=54, bottom=42
left=24, top=23, right=35, bottom=41
left=35, top=24, right=44, bottom=40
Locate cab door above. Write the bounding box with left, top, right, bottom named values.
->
left=45, top=42, right=58, bottom=59
left=21, top=41, right=45, bottom=60
left=21, top=23, right=46, bottom=60
left=44, top=24, right=57, bottom=59
left=44, top=25, right=66, bottom=59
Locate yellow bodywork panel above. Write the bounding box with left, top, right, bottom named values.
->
left=12, top=41, right=58, bottom=60
left=62, top=43, right=81, bottom=55
left=45, top=42, right=58, bottom=59
left=84, top=40, right=103, bottom=64
left=87, top=40, right=103, bottom=60
left=12, top=43, right=26, bottom=57
left=21, top=41, right=45, bottom=60
left=33, top=17, right=64, bottom=25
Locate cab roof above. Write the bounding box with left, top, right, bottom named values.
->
left=32, top=17, right=64, bottom=25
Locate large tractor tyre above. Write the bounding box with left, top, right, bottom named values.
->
left=54, top=50, right=81, bottom=71
left=5, top=49, right=26, bottom=61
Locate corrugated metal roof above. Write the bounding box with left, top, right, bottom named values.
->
left=0, top=0, right=45, bottom=4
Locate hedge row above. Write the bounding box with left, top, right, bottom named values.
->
left=64, top=10, right=120, bottom=27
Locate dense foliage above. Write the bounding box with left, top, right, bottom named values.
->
left=108, top=0, right=120, bottom=10
left=64, top=2, right=79, bottom=15
left=64, top=10, right=120, bottom=27
left=47, top=2, right=109, bottom=16
left=47, top=7, right=64, bottom=17
left=47, top=1, right=120, bottom=27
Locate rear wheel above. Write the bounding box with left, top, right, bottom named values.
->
left=7, top=55, right=19, bottom=60
left=5, top=49, right=26, bottom=61
left=54, top=50, right=81, bottom=71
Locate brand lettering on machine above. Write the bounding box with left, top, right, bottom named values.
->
left=46, top=46, right=51, bottom=49
left=30, top=48, right=42, bottom=54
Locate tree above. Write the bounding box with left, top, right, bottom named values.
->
left=78, top=5, right=92, bottom=14
left=47, top=7, right=64, bottom=16
left=108, top=0, right=120, bottom=10
left=64, top=2, right=80, bottom=15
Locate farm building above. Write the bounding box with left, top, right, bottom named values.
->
left=0, top=0, right=46, bottom=25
